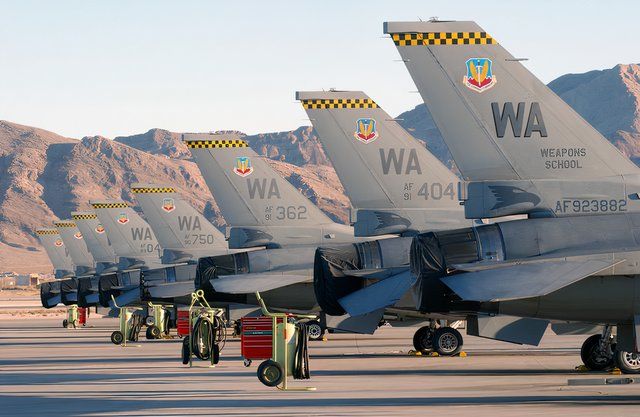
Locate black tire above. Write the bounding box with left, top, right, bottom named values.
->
left=412, top=326, right=434, bottom=353
left=182, top=336, right=190, bottom=365
left=62, top=319, right=68, bottom=328
left=72, top=320, right=78, bottom=329
left=615, top=350, right=640, bottom=374
left=110, top=331, right=124, bottom=345
left=432, top=327, right=463, bottom=356
left=580, top=334, right=614, bottom=371
left=257, top=359, right=284, bottom=387
left=146, top=325, right=161, bottom=340
left=307, top=320, right=325, bottom=341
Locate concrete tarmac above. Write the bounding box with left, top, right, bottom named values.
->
left=1, top=317, right=639, bottom=416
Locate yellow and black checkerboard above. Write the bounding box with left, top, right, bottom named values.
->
left=185, top=139, right=248, bottom=149
left=36, top=229, right=59, bottom=235
left=131, top=187, right=176, bottom=194
left=301, top=98, right=378, bottom=110
left=391, top=32, right=495, bottom=46
left=54, top=222, right=76, bottom=228
left=91, top=202, right=129, bottom=209
left=72, top=213, right=97, bottom=220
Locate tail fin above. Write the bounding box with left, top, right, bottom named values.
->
left=384, top=21, right=640, bottom=218
left=131, top=184, right=228, bottom=262
left=72, top=212, right=118, bottom=274
left=54, top=220, right=96, bottom=276
left=184, top=133, right=353, bottom=248
left=36, top=228, right=75, bottom=278
left=297, top=90, right=468, bottom=236
left=90, top=201, right=162, bottom=269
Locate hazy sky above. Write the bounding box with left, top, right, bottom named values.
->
left=1, top=0, right=638, bottom=139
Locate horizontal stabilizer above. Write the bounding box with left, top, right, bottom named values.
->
left=110, top=288, right=141, bottom=308
left=343, top=266, right=409, bottom=279
left=338, top=270, right=414, bottom=316
left=44, top=294, right=61, bottom=308
left=443, top=258, right=623, bottom=302
left=468, top=315, right=549, bottom=346
left=324, top=309, right=385, bottom=335
left=551, top=322, right=603, bottom=335
left=145, top=281, right=196, bottom=299
left=211, top=271, right=311, bottom=294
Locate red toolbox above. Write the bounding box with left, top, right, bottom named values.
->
left=241, top=316, right=276, bottom=360
left=177, top=309, right=190, bottom=337
left=78, top=307, right=88, bottom=326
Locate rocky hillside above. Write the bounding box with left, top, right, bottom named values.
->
left=2, top=64, right=640, bottom=273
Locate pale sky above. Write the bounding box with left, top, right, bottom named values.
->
left=1, top=0, right=638, bottom=139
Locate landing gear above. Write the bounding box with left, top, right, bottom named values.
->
left=306, top=320, right=325, bottom=341
left=615, top=350, right=640, bottom=374
left=580, top=332, right=615, bottom=371
left=412, top=325, right=435, bottom=353
left=432, top=327, right=463, bottom=356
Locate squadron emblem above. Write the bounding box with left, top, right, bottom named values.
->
left=54, top=239, right=63, bottom=247
left=234, top=157, right=253, bottom=177
left=464, top=58, right=496, bottom=92
left=73, top=232, right=83, bottom=239
left=354, top=118, right=379, bottom=144
left=162, top=198, right=175, bottom=213
left=117, top=213, right=129, bottom=225
left=95, top=224, right=105, bottom=234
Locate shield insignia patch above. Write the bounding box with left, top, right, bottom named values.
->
left=464, top=58, right=496, bottom=92
left=117, top=213, right=129, bottom=225
left=162, top=198, right=175, bottom=213
left=354, top=118, right=378, bottom=143
left=74, top=232, right=83, bottom=239
left=95, top=224, right=105, bottom=234
left=54, top=239, right=63, bottom=247
left=234, top=157, right=253, bottom=177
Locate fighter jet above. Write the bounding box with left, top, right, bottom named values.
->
left=183, top=133, right=386, bottom=335
left=297, top=90, right=479, bottom=352
left=36, top=228, right=76, bottom=309
left=53, top=220, right=102, bottom=309
left=373, top=19, right=640, bottom=372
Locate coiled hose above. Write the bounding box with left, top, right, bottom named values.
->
left=190, top=314, right=226, bottom=362
left=293, top=323, right=310, bottom=380
left=127, top=313, right=144, bottom=342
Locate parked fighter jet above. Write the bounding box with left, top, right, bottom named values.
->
left=183, top=133, right=384, bottom=336
left=298, top=90, right=476, bottom=353
left=36, top=228, right=75, bottom=309
left=374, top=19, right=640, bottom=372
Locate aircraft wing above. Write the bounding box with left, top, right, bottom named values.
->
left=338, top=270, right=415, bottom=317
left=342, top=266, right=409, bottom=279
left=442, top=258, right=624, bottom=302
left=211, top=271, right=312, bottom=294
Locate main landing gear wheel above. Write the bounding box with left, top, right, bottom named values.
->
left=413, top=326, right=435, bottom=353
left=615, top=350, right=640, bottom=374
left=580, top=334, right=615, bottom=371
left=432, top=327, right=463, bottom=356
left=110, top=331, right=124, bottom=345
left=307, top=320, right=325, bottom=341
left=146, top=325, right=161, bottom=340
left=62, top=319, right=68, bottom=328
left=257, top=359, right=284, bottom=387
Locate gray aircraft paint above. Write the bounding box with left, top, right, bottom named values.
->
left=383, top=21, right=640, bottom=219
left=54, top=220, right=95, bottom=276
left=131, top=184, right=230, bottom=262
left=297, top=90, right=471, bottom=235
left=71, top=212, right=117, bottom=264
left=36, top=228, right=75, bottom=278
left=90, top=200, right=163, bottom=269
left=183, top=133, right=359, bottom=248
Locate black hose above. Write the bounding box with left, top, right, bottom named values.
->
left=293, top=323, right=310, bottom=380
left=190, top=314, right=226, bottom=362
left=128, top=313, right=144, bottom=341
left=162, top=308, right=171, bottom=335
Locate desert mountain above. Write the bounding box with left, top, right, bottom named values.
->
left=2, top=64, right=640, bottom=273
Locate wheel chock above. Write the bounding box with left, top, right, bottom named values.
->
left=609, top=367, right=622, bottom=375
left=574, top=365, right=590, bottom=372
left=322, top=336, right=328, bottom=342
left=407, top=350, right=422, bottom=356
left=458, top=351, right=467, bottom=357
left=429, top=352, right=439, bottom=357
